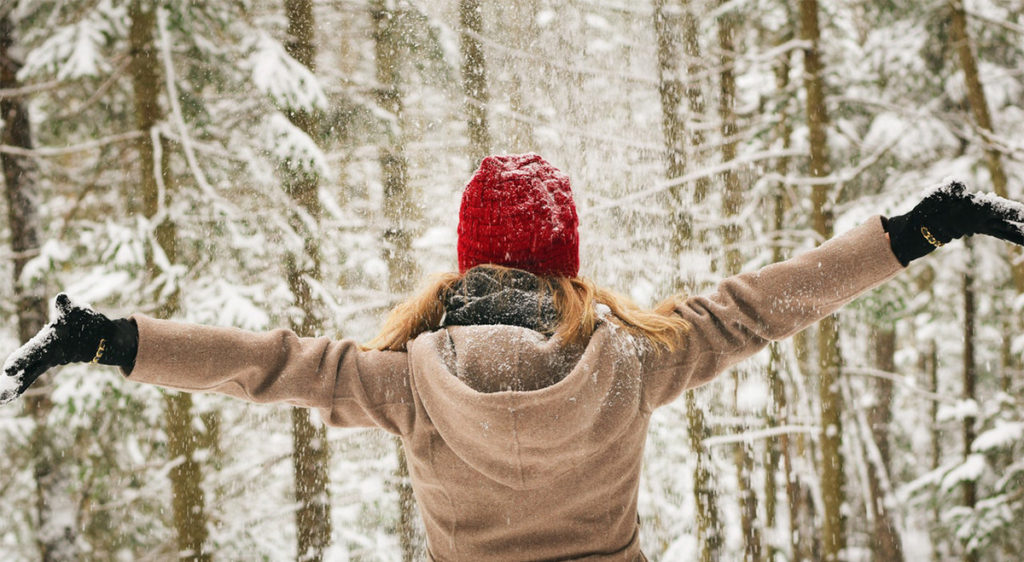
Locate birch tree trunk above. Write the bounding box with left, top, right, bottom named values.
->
left=372, top=3, right=421, bottom=559
left=1, top=11, right=79, bottom=561
left=282, top=1, right=332, bottom=559
left=129, top=2, right=209, bottom=559
left=653, top=2, right=722, bottom=558
left=459, top=0, right=490, bottom=164
left=797, top=0, right=846, bottom=559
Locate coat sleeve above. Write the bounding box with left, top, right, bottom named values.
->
left=642, top=216, right=904, bottom=409
left=125, top=316, right=415, bottom=435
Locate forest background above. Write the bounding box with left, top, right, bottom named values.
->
left=1, top=0, right=1023, bottom=561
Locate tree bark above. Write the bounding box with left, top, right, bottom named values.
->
left=685, top=392, right=724, bottom=562
left=716, top=7, right=761, bottom=560
left=371, top=3, right=421, bottom=559
left=797, top=0, right=845, bottom=559
left=961, top=245, right=979, bottom=562
left=680, top=6, right=711, bottom=205
left=765, top=32, right=810, bottom=562
left=927, top=335, right=942, bottom=562
left=498, top=0, right=537, bottom=153
left=868, top=329, right=904, bottom=562
left=129, top=2, right=210, bottom=559
left=948, top=0, right=1024, bottom=293
left=459, top=0, right=490, bottom=164
left=652, top=0, right=686, bottom=188
left=1, top=11, right=79, bottom=562
left=281, top=2, right=333, bottom=559
left=653, top=2, right=723, bottom=559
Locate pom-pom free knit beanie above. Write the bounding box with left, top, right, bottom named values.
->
left=457, top=154, right=580, bottom=277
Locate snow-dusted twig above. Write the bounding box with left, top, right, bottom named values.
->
left=586, top=147, right=806, bottom=213
left=50, top=55, right=133, bottom=122
left=578, top=0, right=650, bottom=15
left=156, top=8, right=236, bottom=218
left=966, top=8, right=1024, bottom=36
left=760, top=134, right=900, bottom=190
left=702, top=424, right=819, bottom=448
left=0, top=131, right=143, bottom=158
left=843, top=366, right=957, bottom=404
left=452, top=24, right=659, bottom=86
left=844, top=377, right=901, bottom=524
left=465, top=95, right=664, bottom=152
left=0, top=79, right=64, bottom=98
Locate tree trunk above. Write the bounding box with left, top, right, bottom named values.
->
left=765, top=32, right=808, bottom=562
left=926, top=335, right=941, bottom=562
left=716, top=6, right=761, bottom=560
left=459, top=0, right=490, bottom=164
left=680, top=6, right=711, bottom=205
left=868, top=329, right=904, bottom=562
left=1, top=12, right=79, bottom=562
left=371, top=3, right=421, bottom=559
left=948, top=0, right=1024, bottom=293
left=652, top=0, right=686, bottom=187
left=797, top=0, right=845, bottom=559
left=282, top=2, right=333, bottom=559
left=686, top=392, right=724, bottom=562
left=961, top=245, right=979, bottom=562
left=653, top=2, right=723, bottom=559
left=498, top=0, right=537, bottom=152
left=129, top=2, right=209, bottom=559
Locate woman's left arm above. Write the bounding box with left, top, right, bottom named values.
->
left=642, top=182, right=1024, bottom=408
left=642, top=215, right=903, bottom=408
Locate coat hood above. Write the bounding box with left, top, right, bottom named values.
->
left=407, top=321, right=646, bottom=490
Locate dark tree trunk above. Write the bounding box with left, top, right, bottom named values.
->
left=282, top=2, right=333, bottom=558
left=129, top=2, right=210, bottom=559
left=948, top=1, right=1023, bottom=292
left=868, top=329, right=905, bottom=562
left=1, top=11, right=79, bottom=561
left=961, top=246, right=979, bottom=562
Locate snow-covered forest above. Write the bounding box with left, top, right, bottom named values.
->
left=1, top=0, right=1023, bottom=560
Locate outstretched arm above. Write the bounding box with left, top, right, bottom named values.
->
left=642, top=181, right=1024, bottom=408
left=1, top=297, right=415, bottom=435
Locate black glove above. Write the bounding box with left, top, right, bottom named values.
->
left=883, top=181, right=1024, bottom=266
left=0, top=294, right=138, bottom=405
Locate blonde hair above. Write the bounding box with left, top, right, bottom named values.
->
left=364, top=265, right=690, bottom=352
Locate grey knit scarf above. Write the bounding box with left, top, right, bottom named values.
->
left=442, top=267, right=558, bottom=334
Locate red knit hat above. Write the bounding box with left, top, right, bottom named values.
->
left=457, top=153, right=579, bottom=277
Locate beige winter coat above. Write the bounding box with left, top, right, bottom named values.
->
left=128, top=217, right=904, bottom=561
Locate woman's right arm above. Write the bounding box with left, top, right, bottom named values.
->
left=1, top=298, right=415, bottom=436
left=128, top=315, right=415, bottom=435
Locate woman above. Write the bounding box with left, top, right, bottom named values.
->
left=3, top=153, right=1024, bottom=561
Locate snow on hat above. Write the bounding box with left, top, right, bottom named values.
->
left=457, top=153, right=580, bottom=277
